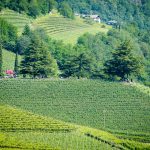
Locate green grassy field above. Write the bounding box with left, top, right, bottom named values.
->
left=0, top=79, right=149, bottom=149
left=0, top=9, right=110, bottom=44
left=2, top=49, right=22, bottom=72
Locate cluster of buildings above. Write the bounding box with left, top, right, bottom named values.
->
left=75, top=13, right=101, bottom=23
left=75, top=13, right=118, bottom=26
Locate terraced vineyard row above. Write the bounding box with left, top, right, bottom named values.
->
left=33, top=15, right=108, bottom=44
left=0, top=105, right=73, bottom=132
left=0, top=9, right=109, bottom=43
left=0, top=9, right=32, bottom=33
left=0, top=79, right=149, bottom=143
left=0, top=105, right=115, bottom=150
left=1, top=104, right=149, bottom=149
left=34, top=16, right=90, bottom=34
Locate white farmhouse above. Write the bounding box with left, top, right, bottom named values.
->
left=90, top=15, right=101, bottom=23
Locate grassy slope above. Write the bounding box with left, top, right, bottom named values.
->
left=0, top=79, right=149, bottom=145
left=0, top=9, right=110, bottom=44
left=33, top=13, right=109, bottom=44
left=2, top=49, right=21, bottom=72
left=0, top=105, right=115, bottom=150
left=0, top=104, right=149, bottom=150
left=0, top=9, right=32, bottom=34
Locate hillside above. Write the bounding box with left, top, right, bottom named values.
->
left=0, top=79, right=149, bottom=144
left=66, top=0, right=150, bottom=30
left=33, top=13, right=109, bottom=44
left=1, top=105, right=115, bottom=149
left=0, top=103, right=149, bottom=149
left=0, top=9, right=32, bottom=34
left=0, top=9, right=109, bottom=44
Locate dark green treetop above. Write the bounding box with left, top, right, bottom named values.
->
left=20, top=34, right=58, bottom=78
left=104, top=40, right=143, bottom=80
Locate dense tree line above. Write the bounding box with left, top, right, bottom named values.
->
left=0, top=18, right=18, bottom=53
left=66, top=0, right=150, bottom=29
left=0, top=0, right=56, bottom=18
left=1, top=20, right=148, bottom=82
left=0, top=0, right=74, bottom=18
left=18, top=26, right=59, bottom=78
left=74, top=31, right=149, bottom=83
left=0, top=0, right=150, bottom=28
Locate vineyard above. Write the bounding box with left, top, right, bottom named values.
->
left=0, top=9, right=109, bottom=44
left=0, top=9, right=32, bottom=33
left=0, top=105, right=114, bottom=149
left=0, top=79, right=150, bottom=149
left=33, top=14, right=109, bottom=44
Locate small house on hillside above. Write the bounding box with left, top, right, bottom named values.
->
left=80, top=14, right=101, bottom=23
left=90, top=15, right=101, bottom=23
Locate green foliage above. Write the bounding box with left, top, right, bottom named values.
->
left=0, top=43, right=2, bottom=76
left=62, top=52, right=93, bottom=78
left=66, top=0, right=150, bottom=29
left=22, top=24, right=31, bottom=36
left=28, top=0, right=40, bottom=18
left=20, top=33, right=58, bottom=78
left=0, top=18, right=18, bottom=52
left=104, top=40, right=144, bottom=80
left=48, top=0, right=56, bottom=13
left=16, top=35, right=31, bottom=55
left=0, top=0, right=56, bottom=18
left=58, top=1, right=74, bottom=19
left=75, top=29, right=149, bottom=81
left=14, top=52, right=19, bottom=75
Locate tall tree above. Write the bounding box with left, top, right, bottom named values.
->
left=62, top=52, right=93, bottom=78
left=0, top=22, right=2, bottom=76
left=58, top=1, right=74, bottom=19
left=14, top=51, right=19, bottom=76
left=22, top=25, right=31, bottom=36
left=104, top=40, right=143, bottom=80
left=20, top=34, right=58, bottom=78
left=47, top=0, right=55, bottom=13
left=0, top=42, right=2, bottom=77
left=0, top=18, right=17, bottom=53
